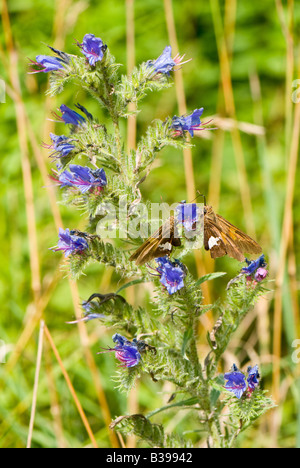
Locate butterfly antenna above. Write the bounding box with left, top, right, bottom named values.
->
left=190, top=191, right=206, bottom=206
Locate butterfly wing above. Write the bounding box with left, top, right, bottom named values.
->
left=204, top=209, right=262, bottom=261
left=204, top=218, right=229, bottom=258
left=129, top=216, right=181, bottom=266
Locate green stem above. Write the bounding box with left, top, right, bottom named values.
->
left=99, top=62, right=123, bottom=162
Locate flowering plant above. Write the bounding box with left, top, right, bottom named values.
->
left=36, top=34, right=274, bottom=448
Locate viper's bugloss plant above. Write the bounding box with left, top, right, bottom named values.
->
left=37, top=33, right=274, bottom=448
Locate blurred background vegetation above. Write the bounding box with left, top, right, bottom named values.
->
left=0, top=0, right=299, bottom=448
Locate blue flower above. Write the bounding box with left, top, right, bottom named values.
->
left=57, top=104, right=86, bottom=126
left=77, top=33, right=107, bottom=66
left=51, top=228, right=89, bottom=257
left=247, top=365, right=260, bottom=391
left=223, top=364, right=261, bottom=399
left=80, top=300, right=106, bottom=321
left=147, top=46, right=176, bottom=75
left=112, top=333, right=130, bottom=347
left=29, top=55, right=65, bottom=74
left=242, top=254, right=266, bottom=276
left=176, top=203, right=198, bottom=231
left=66, top=300, right=105, bottom=324
left=156, top=257, right=186, bottom=295
left=58, top=164, right=107, bottom=193
left=171, top=108, right=204, bottom=137
left=224, top=365, right=247, bottom=399
left=147, top=45, right=190, bottom=76
left=98, top=333, right=141, bottom=368
left=44, top=133, right=75, bottom=158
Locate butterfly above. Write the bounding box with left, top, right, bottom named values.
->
left=203, top=204, right=262, bottom=261
left=129, top=199, right=262, bottom=265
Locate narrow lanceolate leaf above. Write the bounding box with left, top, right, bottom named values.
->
left=195, top=271, right=227, bottom=287
left=116, top=278, right=149, bottom=294
left=147, top=397, right=199, bottom=418
left=181, top=328, right=193, bottom=356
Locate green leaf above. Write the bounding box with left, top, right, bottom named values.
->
left=195, top=272, right=227, bottom=287
left=181, top=328, right=193, bottom=356
left=116, top=278, right=149, bottom=295
left=210, top=375, right=225, bottom=406
left=147, top=397, right=199, bottom=418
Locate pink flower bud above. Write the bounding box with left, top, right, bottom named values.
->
left=254, top=267, right=268, bottom=282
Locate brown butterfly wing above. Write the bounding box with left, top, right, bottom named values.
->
left=129, top=216, right=181, bottom=266
left=216, top=213, right=262, bottom=254
left=204, top=207, right=262, bottom=261
left=204, top=218, right=230, bottom=259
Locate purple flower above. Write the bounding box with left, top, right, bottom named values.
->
left=98, top=333, right=141, bottom=368
left=50, top=228, right=89, bottom=257
left=77, top=34, right=107, bottom=66
left=114, top=346, right=141, bottom=368
left=147, top=45, right=190, bottom=76
left=156, top=257, right=186, bottom=295
left=247, top=365, right=260, bottom=391
left=58, top=164, right=107, bottom=193
left=176, top=203, right=198, bottom=231
left=254, top=268, right=268, bottom=282
left=171, top=108, right=205, bottom=137
left=29, top=55, right=65, bottom=74
left=43, top=133, right=75, bottom=158
left=56, top=104, right=86, bottom=126
left=224, top=365, right=247, bottom=399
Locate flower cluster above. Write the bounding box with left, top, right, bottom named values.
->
left=242, top=254, right=268, bottom=282
left=224, top=364, right=260, bottom=399
left=29, top=34, right=107, bottom=73
left=155, top=257, right=186, bottom=295
left=226, top=254, right=268, bottom=289
left=32, top=38, right=108, bottom=264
